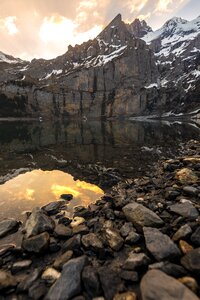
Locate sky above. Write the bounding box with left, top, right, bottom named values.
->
left=0, top=0, right=199, bottom=61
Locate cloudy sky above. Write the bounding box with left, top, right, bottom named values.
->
left=0, top=0, right=199, bottom=61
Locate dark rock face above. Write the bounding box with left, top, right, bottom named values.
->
left=45, top=256, right=87, bottom=300
left=140, top=269, right=199, bottom=300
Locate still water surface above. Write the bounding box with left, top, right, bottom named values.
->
left=0, top=120, right=199, bottom=220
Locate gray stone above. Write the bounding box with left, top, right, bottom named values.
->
left=125, top=231, right=140, bottom=244
left=82, top=266, right=101, bottom=298
left=169, top=202, right=199, bottom=220
left=141, top=269, right=199, bottom=300
left=17, top=269, right=41, bottom=291
left=0, top=219, right=19, bottom=238
left=45, top=256, right=88, bottom=300
left=119, top=270, right=139, bottom=282
left=63, top=235, right=81, bottom=251
left=172, top=224, right=192, bottom=241
left=123, top=202, right=164, bottom=229
left=191, top=227, right=200, bottom=246
left=183, top=186, right=199, bottom=196
left=181, top=248, right=200, bottom=274
left=25, top=207, right=55, bottom=238
left=144, top=227, right=181, bottom=261
left=82, top=233, right=104, bottom=250
left=123, top=252, right=150, bottom=270
left=120, top=222, right=135, bottom=237
left=29, top=281, right=47, bottom=300
left=22, top=232, right=50, bottom=253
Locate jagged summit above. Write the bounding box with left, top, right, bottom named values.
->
left=126, top=18, right=153, bottom=38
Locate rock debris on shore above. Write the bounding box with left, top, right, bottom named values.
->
left=0, top=140, right=199, bottom=300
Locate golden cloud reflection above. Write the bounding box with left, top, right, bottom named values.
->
left=0, top=169, right=104, bottom=220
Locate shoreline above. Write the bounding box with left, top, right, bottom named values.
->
left=0, top=140, right=199, bottom=299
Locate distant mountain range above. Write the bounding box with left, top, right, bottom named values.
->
left=0, top=14, right=199, bottom=119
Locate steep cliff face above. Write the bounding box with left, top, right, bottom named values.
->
left=0, top=14, right=199, bottom=119
left=0, top=14, right=159, bottom=118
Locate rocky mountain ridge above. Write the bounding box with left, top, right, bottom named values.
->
left=0, top=14, right=199, bottom=118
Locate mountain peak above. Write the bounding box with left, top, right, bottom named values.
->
left=127, top=18, right=152, bottom=38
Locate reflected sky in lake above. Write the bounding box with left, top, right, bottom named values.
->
left=0, top=169, right=103, bottom=220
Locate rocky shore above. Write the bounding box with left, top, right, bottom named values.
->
left=0, top=140, right=200, bottom=300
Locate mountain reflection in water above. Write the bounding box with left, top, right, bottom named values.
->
left=0, top=169, right=104, bottom=220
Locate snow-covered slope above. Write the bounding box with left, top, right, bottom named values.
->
left=0, top=51, right=23, bottom=64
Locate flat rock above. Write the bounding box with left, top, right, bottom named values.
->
left=144, top=227, right=181, bottom=261
left=123, top=252, right=150, bottom=270
left=149, top=261, right=187, bottom=278
left=0, top=219, right=19, bottom=238
left=22, top=232, right=50, bottom=253
left=54, top=224, right=72, bottom=238
left=169, top=203, right=199, bottom=220
left=123, top=202, right=164, bottom=229
left=45, top=256, right=87, bottom=300
left=172, top=224, right=192, bottom=241
left=62, top=235, right=81, bottom=251
left=12, top=260, right=32, bottom=274
left=53, top=250, right=73, bottom=270
left=191, top=227, right=200, bottom=246
left=183, top=186, right=199, bottom=196
left=82, top=233, right=104, bottom=250
left=0, top=270, right=17, bottom=290
left=42, top=201, right=65, bottom=215
left=181, top=248, right=200, bottom=274
left=24, top=207, right=55, bottom=238
left=141, top=269, right=199, bottom=300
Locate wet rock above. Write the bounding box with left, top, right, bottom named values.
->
left=98, top=266, right=124, bottom=300
left=22, top=232, right=50, bottom=253
left=12, top=260, right=32, bottom=274
left=60, top=194, right=73, bottom=201
left=123, top=252, right=150, bottom=270
left=179, top=240, right=193, bottom=254
left=149, top=261, right=187, bottom=278
left=178, top=276, right=198, bottom=293
left=17, top=268, right=41, bottom=292
left=42, top=201, right=65, bottom=215
left=104, top=226, right=123, bottom=251
left=24, top=207, right=55, bottom=238
left=62, top=235, right=81, bottom=252
left=54, top=224, right=72, bottom=239
left=172, top=224, right=192, bottom=241
left=29, top=281, right=47, bottom=300
left=169, top=202, right=199, bottom=220
left=140, top=269, right=199, bottom=300
left=183, top=186, right=199, bottom=196
left=123, top=202, right=164, bottom=229
left=113, top=292, right=137, bottom=300
left=119, top=270, right=138, bottom=282
left=175, top=168, right=198, bottom=184
left=0, top=270, right=17, bottom=290
left=191, top=227, right=200, bottom=246
left=53, top=250, right=73, bottom=270
left=82, top=233, right=104, bottom=250
left=41, top=268, right=61, bottom=284
left=82, top=266, right=101, bottom=298
left=45, top=256, right=88, bottom=300
left=0, top=219, right=19, bottom=238
left=143, top=227, right=181, bottom=261
left=181, top=248, right=200, bottom=274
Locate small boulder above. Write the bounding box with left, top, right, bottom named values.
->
left=82, top=233, right=104, bottom=250
left=191, top=227, right=200, bottom=246
left=12, top=260, right=32, bottom=274
left=0, top=270, right=17, bottom=290
left=54, top=224, right=72, bottom=239
left=0, top=219, right=19, bottom=238
left=172, top=224, right=192, bottom=241
left=60, top=194, right=73, bottom=201
left=123, top=252, right=150, bottom=270
left=22, top=232, right=50, bottom=253
left=41, top=268, right=61, bottom=284
left=144, top=227, right=181, bottom=261
left=181, top=248, right=200, bottom=274
left=123, top=202, right=163, bottom=229
left=53, top=250, right=73, bottom=270
left=42, top=201, right=65, bottom=215
left=169, top=202, right=199, bottom=220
